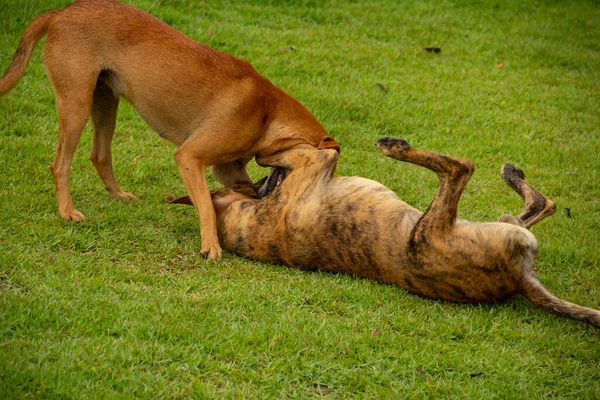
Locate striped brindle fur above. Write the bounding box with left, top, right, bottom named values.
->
left=169, top=138, right=600, bottom=328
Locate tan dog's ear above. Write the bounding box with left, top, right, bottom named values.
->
left=318, top=136, right=341, bottom=153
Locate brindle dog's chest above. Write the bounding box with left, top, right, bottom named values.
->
left=219, top=176, right=422, bottom=283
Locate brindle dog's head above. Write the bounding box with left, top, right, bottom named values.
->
left=166, top=170, right=287, bottom=216
left=167, top=146, right=339, bottom=215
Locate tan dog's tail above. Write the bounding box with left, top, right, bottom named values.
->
left=522, top=273, right=600, bottom=328
left=0, top=9, right=61, bottom=96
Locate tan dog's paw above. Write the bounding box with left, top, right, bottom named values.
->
left=375, top=137, right=412, bottom=159
left=59, top=208, right=86, bottom=222
left=109, top=191, right=139, bottom=201
left=201, top=244, right=223, bottom=260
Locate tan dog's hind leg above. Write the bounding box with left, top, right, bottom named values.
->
left=48, top=69, right=97, bottom=222
left=500, top=163, right=556, bottom=228
left=51, top=102, right=90, bottom=221
left=90, top=79, right=137, bottom=201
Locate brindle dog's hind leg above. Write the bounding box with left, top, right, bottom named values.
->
left=376, top=137, right=474, bottom=235
left=498, top=164, right=556, bottom=229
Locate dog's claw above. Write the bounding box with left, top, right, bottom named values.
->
left=376, top=137, right=410, bottom=148
left=166, top=194, right=193, bottom=205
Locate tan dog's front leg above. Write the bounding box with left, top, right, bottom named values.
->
left=174, top=148, right=222, bottom=259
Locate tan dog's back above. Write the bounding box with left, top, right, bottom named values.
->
left=46, top=0, right=270, bottom=145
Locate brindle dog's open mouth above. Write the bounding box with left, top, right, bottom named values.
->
left=166, top=167, right=287, bottom=206
left=257, top=167, right=287, bottom=199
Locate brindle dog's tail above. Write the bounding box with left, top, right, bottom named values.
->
left=521, top=273, right=600, bottom=328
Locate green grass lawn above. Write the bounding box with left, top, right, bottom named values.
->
left=1, top=0, right=600, bottom=397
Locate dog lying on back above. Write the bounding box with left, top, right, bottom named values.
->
left=168, top=138, right=600, bottom=328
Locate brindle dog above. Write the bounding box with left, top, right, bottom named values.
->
left=168, top=138, right=600, bottom=328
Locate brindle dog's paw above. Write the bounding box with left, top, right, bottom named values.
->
left=501, top=163, right=526, bottom=185
left=375, top=137, right=412, bottom=158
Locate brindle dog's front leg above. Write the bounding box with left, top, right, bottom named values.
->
left=375, top=137, right=477, bottom=300
left=375, top=137, right=474, bottom=235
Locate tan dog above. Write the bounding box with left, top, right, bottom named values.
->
left=169, top=138, right=600, bottom=328
left=0, top=0, right=339, bottom=259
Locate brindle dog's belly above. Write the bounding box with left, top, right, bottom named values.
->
left=281, top=178, right=423, bottom=283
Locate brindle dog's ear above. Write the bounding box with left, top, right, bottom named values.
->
left=318, top=136, right=341, bottom=153
left=166, top=179, right=267, bottom=207
left=166, top=195, right=193, bottom=205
